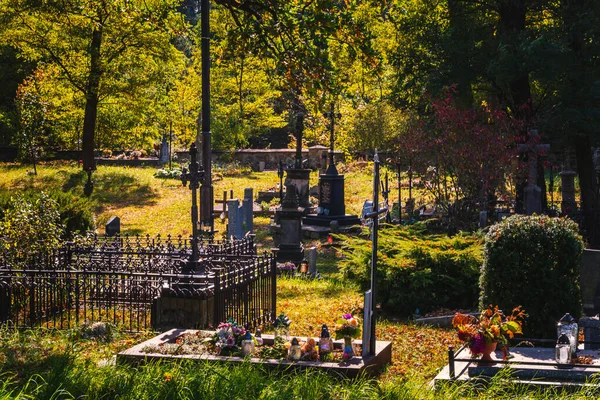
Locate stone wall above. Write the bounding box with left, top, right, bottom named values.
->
left=176, top=146, right=344, bottom=171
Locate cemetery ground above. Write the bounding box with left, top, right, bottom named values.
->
left=0, top=161, right=588, bottom=399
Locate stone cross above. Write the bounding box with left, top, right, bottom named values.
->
left=517, top=130, right=550, bottom=215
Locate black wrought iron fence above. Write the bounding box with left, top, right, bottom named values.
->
left=213, top=255, right=276, bottom=326
left=0, top=234, right=273, bottom=332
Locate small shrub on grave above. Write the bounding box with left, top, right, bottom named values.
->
left=479, top=214, right=584, bottom=339
left=338, top=224, right=483, bottom=317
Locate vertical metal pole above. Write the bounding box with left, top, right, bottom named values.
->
left=169, top=120, right=173, bottom=170
left=295, top=114, right=304, bottom=169
left=370, top=151, right=380, bottom=356
left=329, top=103, right=335, bottom=168
left=271, top=256, right=277, bottom=321
left=200, top=0, right=214, bottom=234
left=448, top=346, right=455, bottom=378
left=397, top=162, right=402, bottom=223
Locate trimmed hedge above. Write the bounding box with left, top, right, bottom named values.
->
left=480, top=214, right=584, bottom=339
left=338, top=224, right=483, bottom=317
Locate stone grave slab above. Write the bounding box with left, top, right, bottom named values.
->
left=433, top=346, right=600, bottom=389
left=117, top=329, right=392, bottom=378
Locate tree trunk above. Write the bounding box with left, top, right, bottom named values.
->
left=447, top=0, right=474, bottom=108
left=82, top=27, right=103, bottom=172
left=496, top=0, right=531, bottom=119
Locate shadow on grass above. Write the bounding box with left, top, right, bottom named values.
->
left=63, top=170, right=158, bottom=211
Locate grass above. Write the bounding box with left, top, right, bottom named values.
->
left=0, top=161, right=587, bottom=398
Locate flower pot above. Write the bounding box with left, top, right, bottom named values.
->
left=478, top=341, right=497, bottom=365
left=343, top=336, right=354, bottom=361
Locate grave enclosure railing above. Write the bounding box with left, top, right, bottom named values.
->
left=0, top=234, right=275, bottom=332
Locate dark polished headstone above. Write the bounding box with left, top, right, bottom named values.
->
left=105, top=216, right=120, bottom=237
left=273, top=184, right=304, bottom=263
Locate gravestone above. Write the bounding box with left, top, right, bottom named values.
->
left=284, top=113, right=311, bottom=210
left=160, top=137, right=169, bottom=165
left=559, top=170, right=577, bottom=216
left=105, top=216, right=120, bottom=237
left=517, top=131, right=550, bottom=215
left=302, top=104, right=360, bottom=230
left=579, top=316, right=600, bottom=350
left=308, top=246, right=317, bottom=275
left=227, top=199, right=243, bottom=239
left=243, top=188, right=254, bottom=234
left=273, top=183, right=304, bottom=263
left=479, top=211, right=488, bottom=229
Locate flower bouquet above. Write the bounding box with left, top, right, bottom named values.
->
left=452, top=305, right=526, bottom=359
left=334, top=313, right=361, bottom=361
left=273, top=313, right=292, bottom=338
left=277, top=262, right=296, bottom=275
left=334, top=314, right=361, bottom=339
left=207, top=319, right=247, bottom=356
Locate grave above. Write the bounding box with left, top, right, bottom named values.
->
left=559, top=170, right=578, bottom=216
left=303, top=103, right=361, bottom=231
left=226, top=188, right=254, bottom=239
left=517, top=130, right=550, bottom=215
left=117, top=329, right=392, bottom=378
left=272, top=183, right=304, bottom=263
left=434, top=344, right=600, bottom=389
left=105, top=216, right=120, bottom=237
left=284, top=113, right=312, bottom=211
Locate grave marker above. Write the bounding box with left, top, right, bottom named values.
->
left=517, top=130, right=550, bottom=215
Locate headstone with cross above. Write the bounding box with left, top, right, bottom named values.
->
left=517, top=130, right=550, bottom=215
left=284, top=113, right=311, bottom=210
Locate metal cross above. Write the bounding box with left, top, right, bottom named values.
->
left=181, top=143, right=205, bottom=265
left=323, top=102, right=341, bottom=174
left=362, top=150, right=388, bottom=356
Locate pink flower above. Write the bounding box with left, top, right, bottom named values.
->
left=470, top=333, right=485, bottom=355
left=343, top=314, right=353, bottom=320
left=226, top=336, right=235, bottom=347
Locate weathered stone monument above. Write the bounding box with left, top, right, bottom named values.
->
left=284, top=113, right=311, bottom=210
left=273, top=183, right=304, bottom=263
left=160, top=137, right=169, bottom=165
left=227, top=188, right=254, bottom=239
left=303, top=103, right=360, bottom=229
left=559, top=170, right=578, bottom=216
left=517, top=130, right=550, bottom=215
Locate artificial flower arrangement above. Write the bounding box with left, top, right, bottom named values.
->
left=278, top=262, right=296, bottom=274
left=207, top=319, right=247, bottom=356
left=273, top=313, right=292, bottom=336
left=334, top=313, right=361, bottom=339
left=452, top=305, right=526, bottom=359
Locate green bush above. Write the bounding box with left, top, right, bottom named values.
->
left=480, top=214, right=584, bottom=339
left=0, top=192, right=63, bottom=259
left=0, top=189, right=95, bottom=239
left=338, top=224, right=483, bottom=317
